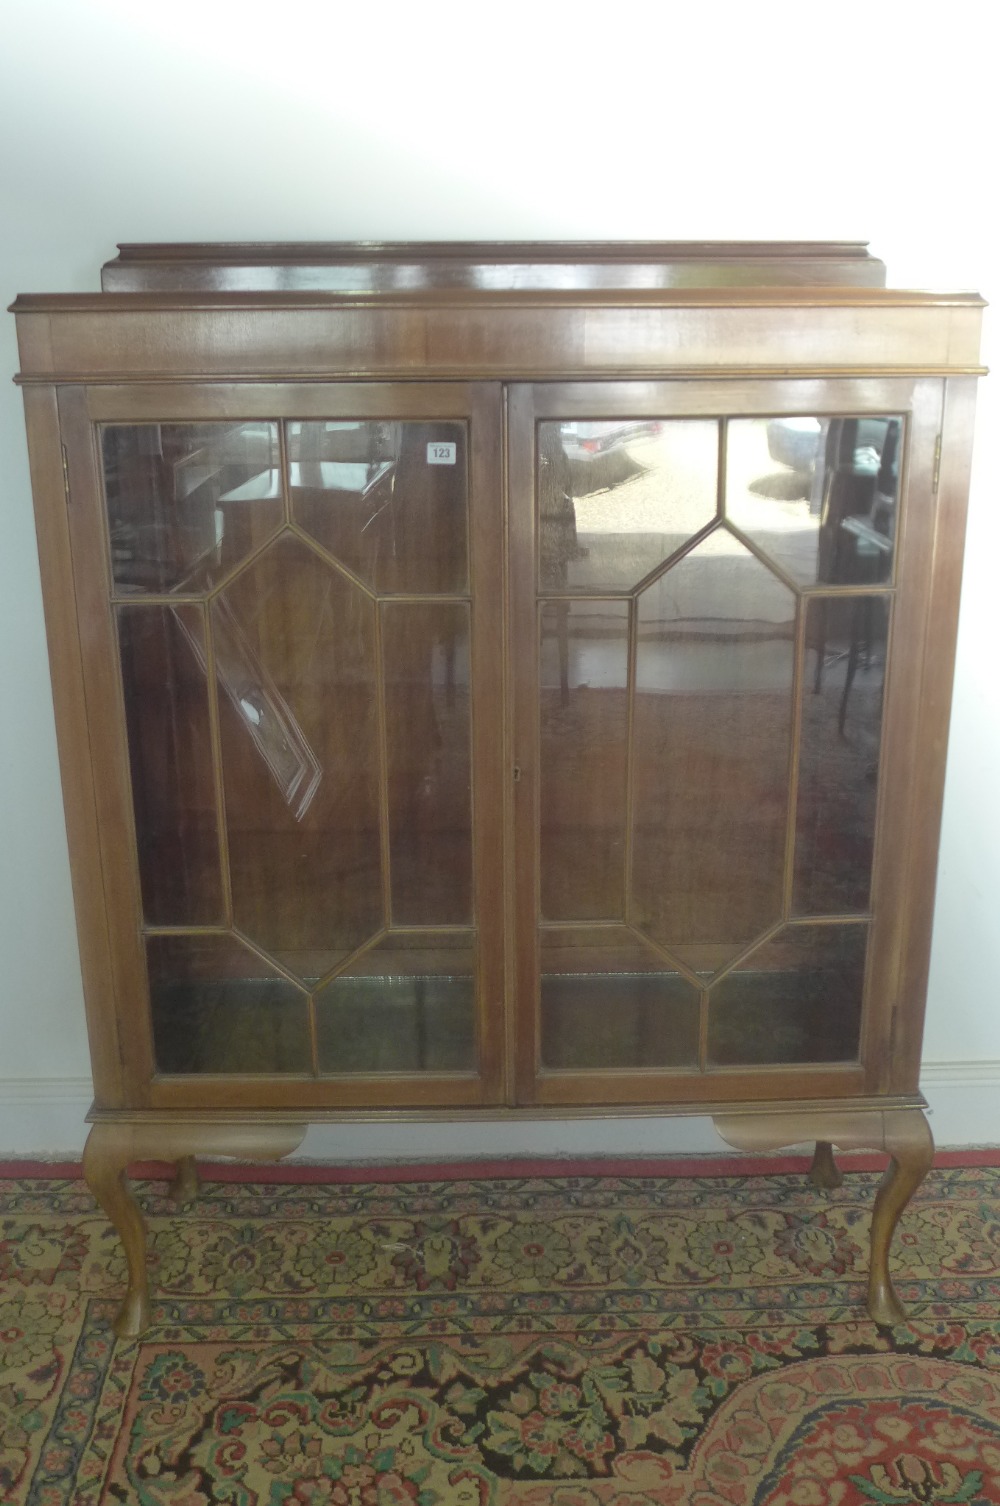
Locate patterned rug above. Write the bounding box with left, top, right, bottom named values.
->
left=4, top=1155, right=1000, bottom=1504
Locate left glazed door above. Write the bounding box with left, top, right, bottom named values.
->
left=59, top=383, right=506, bottom=1111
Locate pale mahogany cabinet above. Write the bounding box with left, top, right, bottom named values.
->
left=11, top=243, right=984, bottom=1335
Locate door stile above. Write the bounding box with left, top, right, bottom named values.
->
left=506, top=386, right=544, bottom=1103
left=58, top=385, right=156, bottom=1105
left=465, top=384, right=507, bottom=1102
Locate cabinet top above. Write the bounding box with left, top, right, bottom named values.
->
left=96, top=240, right=891, bottom=294
left=9, top=242, right=985, bottom=383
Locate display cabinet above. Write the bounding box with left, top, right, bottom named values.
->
left=11, top=242, right=984, bottom=1336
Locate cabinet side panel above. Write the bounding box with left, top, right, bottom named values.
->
left=59, top=387, right=156, bottom=1105
left=886, top=377, right=980, bottom=1093
left=859, top=380, right=956, bottom=1095
left=21, top=385, right=125, bottom=1107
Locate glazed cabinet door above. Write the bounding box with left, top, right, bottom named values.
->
left=508, top=379, right=948, bottom=1108
left=58, top=383, right=505, bottom=1110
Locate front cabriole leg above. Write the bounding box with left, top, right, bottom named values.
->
left=713, top=1107, right=934, bottom=1325
left=83, top=1120, right=306, bottom=1340
left=867, top=1111, right=934, bottom=1325
left=83, top=1123, right=152, bottom=1340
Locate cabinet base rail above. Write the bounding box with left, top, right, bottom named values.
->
left=83, top=1106, right=933, bottom=1340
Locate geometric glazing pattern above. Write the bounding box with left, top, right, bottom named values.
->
left=707, top=920, right=868, bottom=1066
left=794, top=595, right=890, bottom=916
left=117, top=602, right=224, bottom=927
left=107, top=418, right=477, bottom=1077
left=538, top=418, right=718, bottom=593
left=315, top=931, right=476, bottom=1074
left=290, top=421, right=468, bottom=594
left=146, top=932, right=310, bottom=1075
left=215, top=533, right=382, bottom=981
left=539, top=599, right=630, bottom=921
left=103, top=422, right=283, bottom=595
left=631, top=529, right=796, bottom=963
left=536, top=413, right=895, bottom=1074
left=539, top=924, right=700, bottom=1070
left=726, top=414, right=902, bottom=588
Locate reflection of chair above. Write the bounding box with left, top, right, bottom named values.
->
left=838, top=595, right=889, bottom=734
left=812, top=419, right=900, bottom=724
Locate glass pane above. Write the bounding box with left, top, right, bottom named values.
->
left=215, top=534, right=382, bottom=981
left=148, top=934, right=310, bottom=1074
left=540, top=926, right=699, bottom=1069
left=103, top=423, right=282, bottom=594
left=290, top=421, right=468, bottom=593
left=795, top=596, right=889, bottom=914
left=118, top=605, right=223, bottom=925
left=539, top=600, right=629, bottom=920
left=382, top=602, right=473, bottom=925
left=707, top=922, right=867, bottom=1066
left=538, top=419, right=718, bottom=592
left=316, top=932, right=475, bottom=1073
left=727, top=416, right=902, bottom=587
left=632, top=530, right=795, bottom=963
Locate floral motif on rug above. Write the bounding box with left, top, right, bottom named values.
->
left=3, top=1164, right=1000, bottom=1503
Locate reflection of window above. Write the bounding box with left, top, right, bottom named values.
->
left=538, top=419, right=719, bottom=594
left=727, top=415, right=902, bottom=589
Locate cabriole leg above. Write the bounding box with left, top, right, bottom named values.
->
left=168, top=1155, right=200, bottom=1206
left=809, top=1140, right=844, bottom=1190
left=713, top=1107, right=934, bottom=1325
left=83, top=1120, right=306, bottom=1340
left=868, top=1112, right=934, bottom=1326
left=83, top=1124, right=151, bottom=1340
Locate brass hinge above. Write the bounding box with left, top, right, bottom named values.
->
left=61, top=443, right=71, bottom=505
left=932, top=433, right=942, bottom=495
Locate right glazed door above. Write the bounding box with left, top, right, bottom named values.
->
left=508, top=380, right=944, bottom=1108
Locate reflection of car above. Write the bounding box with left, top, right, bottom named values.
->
left=559, top=419, right=661, bottom=462
left=767, top=416, right=891, bottom=474
left=766, top=417, right=823, bottom=472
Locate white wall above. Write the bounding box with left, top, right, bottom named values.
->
left=1, top=0, right=997, bottom=1155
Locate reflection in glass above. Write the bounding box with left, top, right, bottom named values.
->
left=795, top=596, right=889, bottom=915
left=316, top=931, right=475, bottom=1072
left=215, top=535, right=382, bottom=981
left=538, top=419, right=718, bottom=593
left=148, top=934, right=310, bottom=1074
left=632, top=530, right=795, bottom=963
left=382, top=602, right=473, bottom=925
left=118, top=605, right=222, bottom=925
left=103, top=423, right=282, bottom=593
left=540, top=926, right=699, bottom=1069
left=539, top=600, right=629, bottom=920
left=290, top=421, right=468, bottom=593
left=727, top=416, right=902, bottom=587
left=707, top=922, right=867, bottom=1065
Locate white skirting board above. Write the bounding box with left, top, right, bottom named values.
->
left=0, top=1065, right=994, bottom=1161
